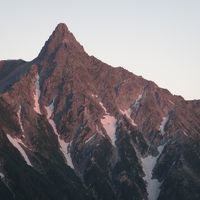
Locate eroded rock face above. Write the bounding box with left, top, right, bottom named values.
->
left=0, top=23, right=199, bottom=200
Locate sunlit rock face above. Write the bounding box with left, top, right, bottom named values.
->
left=0, top=23, right=200, bottom=200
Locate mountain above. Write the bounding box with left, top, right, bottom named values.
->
left=0, top=23, right=200, bottom=200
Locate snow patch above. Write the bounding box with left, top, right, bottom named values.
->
left=100, top=102, right=117, bottom=147
left=6, top=135, right=32, bottom=166
left=17, top=105, right=24, bottom=132
left=45, top=102, right=54, bottom=119
left=85, top=134, right=96, bottom=144
left=131, top=94, right=143, bottom=111
left=45, top=105, right=74, bottom=169
left=91, top=94, right=98, bottom=98
left=120, top=109, right=137, bottom=126
left=183, top=131, right=188, bottom=137
left=96, top=125, right=105, bottom=137
left=141, top=144, right=165, bottom=200
left=0, top=172, right=4, bottom=179
left=168, top=100, right=175, bottom=105
left=33, top=74, right=41, bottom=114
left=99, top=102, right=107, bottom=112
left=63, top=142, right=74, bottom=169
left=159, top=115, right=170, bottom=135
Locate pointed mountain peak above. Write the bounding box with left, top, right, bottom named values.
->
left=54, top=23, right=69, bottom=34
left=38, top=23, right=85, bottom=60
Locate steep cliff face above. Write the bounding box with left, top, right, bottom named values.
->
left=0, top=23, right=199, bottom=200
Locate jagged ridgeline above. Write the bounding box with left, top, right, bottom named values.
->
left=0, top=23, right=200, bottom=200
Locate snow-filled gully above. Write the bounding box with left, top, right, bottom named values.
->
left=45, top=103, right=74, bottom=169
left=33, top=74, right=41, bottom=114
left=159, top=115, right=170, bottom=135
left=17, top=105, right=24, bottom=132
left=99, top=102, right=117, bottom=147
left=6, top=135, right=32, bottom=166
left=141, top=145, right=165, bottom=200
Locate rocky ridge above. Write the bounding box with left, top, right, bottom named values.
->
left=0, top=23, right=200, bottom=200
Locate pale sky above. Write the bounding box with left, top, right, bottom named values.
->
left=1, top=0, right=200, bottom=100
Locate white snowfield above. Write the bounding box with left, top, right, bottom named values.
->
left=45, top=104, right=74, bottom=169
left=6, top=134, right=32, bottom=166
left=159, top=115, right=170, bottom=135
left=17, top=105, right=24, bottom=132
left=33, top=74, right=41, bottom=114
left=100, top=102, right=117, bottom=147
left=141, top=145, right=165, bottom=200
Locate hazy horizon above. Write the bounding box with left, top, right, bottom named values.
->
left=1, top=0, right=200, bottom=100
